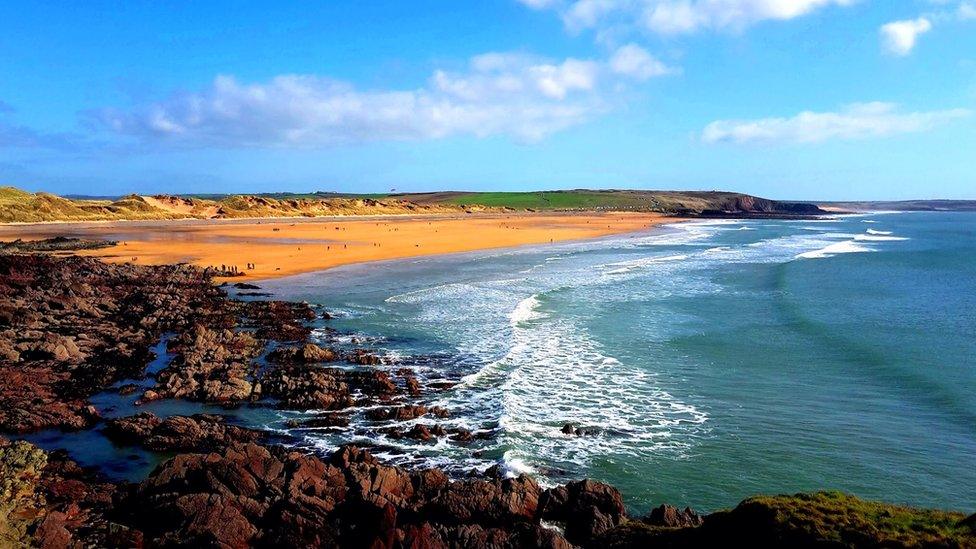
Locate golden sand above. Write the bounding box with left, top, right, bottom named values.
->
left=0, top=212, right=672, bottom=281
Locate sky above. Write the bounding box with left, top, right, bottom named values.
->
left=0, top=1, right=974, bottom=200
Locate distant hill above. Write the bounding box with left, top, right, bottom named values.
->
left=390, top=190, right=824, bottom=217
left=0, top=186, right=825, bottom=223
left=0, top=186, right=468, bottom=223
left=821, top=200, right=976, bottom=212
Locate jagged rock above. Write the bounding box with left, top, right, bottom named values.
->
left=450, top=428, right=474, bottom=443
left=262, top=366, right=354, bottom=410
left=263, top=364, right=398, bottom=411
left=294, top=413, right=350, bottom=429
left=244, top=300, right=314, bottom=341
left=151, top=324, right=262, bottom=403
left=348, top=349, right=383, bottom=365
left=0, top=255, right=302, bottom=432
left=645, top=504, right=703, bottom=528
left=539, top=479, right=626, bottom=545
left=104, top=413, right=264, bottom=452
left=404, top=374, right=422, bottom=396
left=404, top=424, right=447, bottom=442
left=366, top=405, right=429, bottom=421
left=117, top=383, right=140, bottom=396
left=5, top=438, right=974, bottom=549
left=561, top=423, right=600, bottom=437
left=233, top=282, right=261, bottom=290
left=268, top=343, right=337, bottom=364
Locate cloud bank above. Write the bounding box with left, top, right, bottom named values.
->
left=702, top=102, right=971, bottom=144
left=93, top=48, right=672, bottom=148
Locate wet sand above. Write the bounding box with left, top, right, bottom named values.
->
left=0, top=212, right=672, bottom=281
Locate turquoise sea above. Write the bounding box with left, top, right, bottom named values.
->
left=264, top=211, right=976, bottom=512
left=27, top=211, right=976, bottom=514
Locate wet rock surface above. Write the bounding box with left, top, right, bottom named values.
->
left=0, top=255, right=411, bottom=433
left=0, top=255, right=230, bottom=433
left=104, top=412, right=265, bottom=452
left=0, top=236, right=117, bottom=253
left=267, top=342, right=337, bottom=364
left=113, top=442, right=565, bottom=547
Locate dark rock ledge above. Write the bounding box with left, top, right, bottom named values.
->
left=3, top=436, right=974, bottom=548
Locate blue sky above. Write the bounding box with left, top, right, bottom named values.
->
left=0, top=1, right=974, bottom=200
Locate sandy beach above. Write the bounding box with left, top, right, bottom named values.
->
left=0, top=211, right=671, bottom=280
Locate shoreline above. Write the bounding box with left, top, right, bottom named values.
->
left=0, top=210, right=676, bottom=281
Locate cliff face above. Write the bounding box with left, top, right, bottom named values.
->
left=717, top=194, right=823, bottom=214
left=672, top=193, right=825, bottom=217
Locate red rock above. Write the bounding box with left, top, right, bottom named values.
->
left=539, top=479, right=625, bottom=545
left=646, top=503, right=703, bottom=528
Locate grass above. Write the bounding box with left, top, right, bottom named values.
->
left=600, top=491, right=975, bottom=547
left=0, top=185, right=821, bottom=223
left=736, top=491, right=975, bottom=547
left=443, top=190, right=650, bottom=210
left=0, top=186, right=32, bottom=204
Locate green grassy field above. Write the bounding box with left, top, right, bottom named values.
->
left=440, top=191, right=640, bottom=210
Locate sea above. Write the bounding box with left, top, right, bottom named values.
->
left=27, top=211, right=976, bottom=513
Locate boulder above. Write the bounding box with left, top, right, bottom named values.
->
left=539, top=479, right=626, bottom=545
left=645, top=503, right=703, bottom=528
left=104, top=413, right=264, bottom=452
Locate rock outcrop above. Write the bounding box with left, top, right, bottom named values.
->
left=0, top=255, right=325, bottom=432
left=0, top=255, right=229, bottom=432
left=104, top=412, right=264, bottom=452
left=0, top=437, right=124, bottom=548
left=115, top=443, right=566, bottom=548
left=149, top=325, right=264, bottom=403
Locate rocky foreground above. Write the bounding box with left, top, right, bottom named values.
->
left=3, top=436, right=974, bottom=548
left=0, top=254, right=973, bottom=548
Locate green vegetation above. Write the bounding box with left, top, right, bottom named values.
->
left=442, top=190, right=643, bottom=210
left=0, top=186, right=32, bottom=203
left=600, top=491, right=976, bottom=548
left=0, top=185, right=825, bottom=223
left=0, top=186, right=465, bottom=223
left=417, top=189, right=820, bottom=215
left=735, top=491, right=974, bottom=547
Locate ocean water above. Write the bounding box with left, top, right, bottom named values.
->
left=261, top=212, right=976, bottom=513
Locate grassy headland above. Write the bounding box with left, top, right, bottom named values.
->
left=0, top=186, right=825, bottom=223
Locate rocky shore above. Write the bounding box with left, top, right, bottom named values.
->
left=1, top=254, right=973, bottom=548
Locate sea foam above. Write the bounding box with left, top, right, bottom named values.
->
left=510, top=295, right=544, bottom=325
left=796, top=240, right=873, bottom=259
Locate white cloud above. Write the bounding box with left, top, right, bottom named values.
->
left=95, top=59, right=592, bottom=147
left=702, top=102, right=971, bottom=144
left=609, top=43, right=676, bottom=79
left=94, top=49, right=675, bottom=148
left=959, top=1, right=976, bottom=20
left=880, top=17, right=933, bottom=56
left=520, top=0, right=855, bottom=35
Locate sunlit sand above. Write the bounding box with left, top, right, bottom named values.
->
left=0, top=212, right=671, bottom=281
